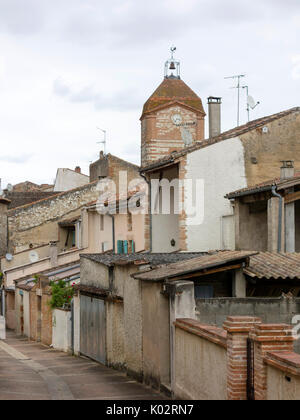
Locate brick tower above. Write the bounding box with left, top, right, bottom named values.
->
left=140, top=48, right=206, bottom=167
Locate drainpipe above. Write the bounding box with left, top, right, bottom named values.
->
left=140, top=174, right=152, bottom=252
left=108, top=215, right=116, bottom=253
left=271, top=186, right=283, bottom=253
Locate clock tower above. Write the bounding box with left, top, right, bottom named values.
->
left=140, top=48, right=206, bottom=167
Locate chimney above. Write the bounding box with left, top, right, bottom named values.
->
left=75, top=166, right=81, bottom=174
left=280, top=161, right=294, bottom=180
left=208, top=97, right=222, bottom=138
left=49, top=241, right=58, bottom=267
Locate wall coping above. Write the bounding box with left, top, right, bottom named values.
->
left=175, top=318, right=227, bottom=349
left=249, top=324, right=295, bottom=343
left=264, top=351, right=300, bottom=377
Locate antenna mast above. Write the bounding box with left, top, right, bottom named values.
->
left=96, top=127, right=107, bottom=155
left=225, top=74, right=246, bottom=126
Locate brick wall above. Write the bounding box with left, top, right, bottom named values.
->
left=41, top=293, right=52, bottom=346
left=174, top=316, right=300, bottom=400
left=141, top=106, right=204, bottom=167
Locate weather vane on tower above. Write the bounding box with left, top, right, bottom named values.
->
left=165, top=46, right=181, bottom=79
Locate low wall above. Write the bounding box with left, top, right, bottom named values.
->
left=265, top=352, right=300, bottom=400
left=196, top=297, right=300, bottom=353
left=174, top=319, right=227, bottom=400
left=52, top=309, right=72, bottom=353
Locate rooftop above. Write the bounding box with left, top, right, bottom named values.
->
left=81, top=252, right=206, bottom=267
left=15, top=261, right=80, bottom=291
left=226, top=172, right=300, bottom=199
left=245, top=252, right=300, bottom=280
left=141, top=77, right=205, bottom=119
left=141, top=107, right=300, bottom=173
left=132, top=251, right=257, bottom=281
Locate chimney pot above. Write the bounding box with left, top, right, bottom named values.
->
left=208, top=96, right=222, bottom=138
left=280, top=161, right=294, bottom=179
left=75, top=166, right=81, bottom=174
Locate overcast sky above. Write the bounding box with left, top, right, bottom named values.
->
left=0, top=0, right=299, bottom=187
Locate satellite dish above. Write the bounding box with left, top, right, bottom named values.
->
left=6, top=184, right=13, bottom=192
left=247, top=96, right=256, bottom=109
left=5, top=253, right=13, bottom=262
left=29, top=251, right=39, bottom=263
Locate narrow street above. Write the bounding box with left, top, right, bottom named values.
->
left=0, top=332, right=167, bottom=400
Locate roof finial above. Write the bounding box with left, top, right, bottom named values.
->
left=170, top=45, right=176, bottom=60
left=165, top=46, right=180, bottom=79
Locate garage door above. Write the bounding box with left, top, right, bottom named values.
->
left=80, top=295, right=106, bottom=364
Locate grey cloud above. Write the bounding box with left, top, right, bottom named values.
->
left=59, top=0, right=287, bottom=48
left=53, top=79, right=71, bottom=97
left=53, top=79, right=142, bottom=111
left=0, top=0, right=44, bottom=35
left=0, top=154, right=32, bottom=164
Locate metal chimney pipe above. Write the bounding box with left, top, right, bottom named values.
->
left=208, top=97, right=222, bottom=138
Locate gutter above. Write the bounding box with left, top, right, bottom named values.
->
left=272, top=186, right=283, bottom=253
left=225, top=185, right=273, bottom=200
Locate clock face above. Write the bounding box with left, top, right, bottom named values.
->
left=171, top=114, right=182, bottom=125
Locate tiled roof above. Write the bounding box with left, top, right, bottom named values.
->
left=132, top=251, right=257, bottom=281
left=244, top=252, right=300, bottom=280
left=15, top=261, right=80, bottom=286
left=226, top=173, right=300, bottom=199
left=141, top=107, right=300, bottom=173
left=141, top=77, right=205, bottom=119
left=81, top=252, right=206, bottom=267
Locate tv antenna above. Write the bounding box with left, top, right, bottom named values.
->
left=96, top=127, right=107, bottom=155
left=225, top=74, right=246, bottom=126
left=242, top=86, right=260, bottom=122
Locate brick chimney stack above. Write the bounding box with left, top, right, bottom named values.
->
left=208, top=97, right=222, bottom=138
left=75, top=166, right=81, bottom=174
left=280, top=160, right=294, bottom=180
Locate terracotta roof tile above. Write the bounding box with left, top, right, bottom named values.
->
left=141, top=77, right=205, bottom=119
left=245, top=252, right=300, bottom=280
left=132, top=250, right=257, bottom=281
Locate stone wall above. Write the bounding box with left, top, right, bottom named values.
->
left=241, top=111, right=300, bottom=187
left=0, top=201, right=9, bottom=257
left=7, top=182, right=98, bottom=252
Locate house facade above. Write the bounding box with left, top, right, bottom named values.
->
left=141, top=107, right=300, bottom=252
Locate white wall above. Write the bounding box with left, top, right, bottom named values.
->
left=185, top=137, right=247, bottom=251
left=52, top=309, right=72, bottom=353
left=54, top=169, right=89, bottom=192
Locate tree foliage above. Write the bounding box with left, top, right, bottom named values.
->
left=49, top=280, right=75, bottom=309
